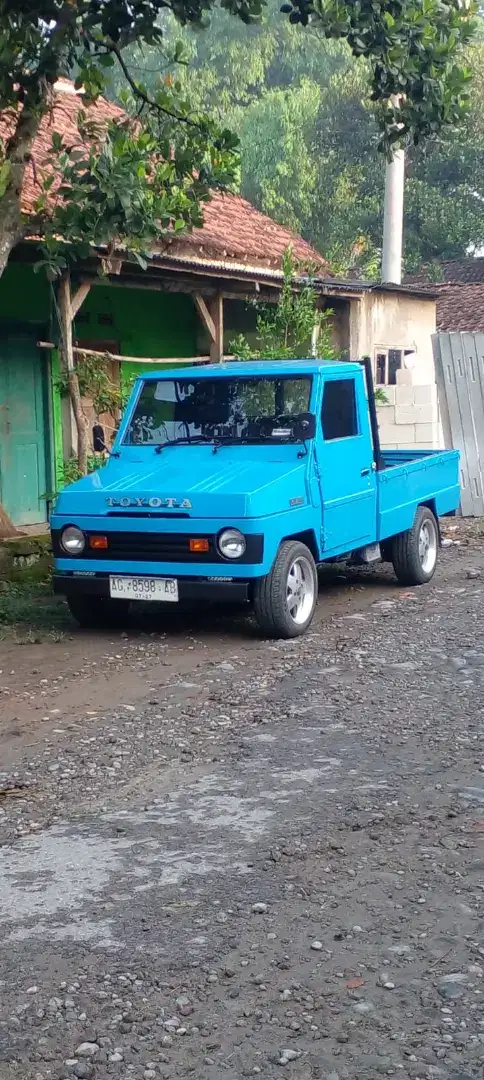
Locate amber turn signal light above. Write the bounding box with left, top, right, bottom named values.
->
left=189, top=538, right=209, bottom=552
left=90, top=535, right=109, bottom=550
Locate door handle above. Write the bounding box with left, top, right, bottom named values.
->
left=361, top=467, right=370, bottom=477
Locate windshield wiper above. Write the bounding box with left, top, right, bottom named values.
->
left=154, top=436, right=221, bottom=455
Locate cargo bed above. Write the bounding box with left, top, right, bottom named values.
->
left=377, top=448, right=460, bottom=541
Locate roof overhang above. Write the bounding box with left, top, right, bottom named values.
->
left=12, top=239, right=438, bottom=302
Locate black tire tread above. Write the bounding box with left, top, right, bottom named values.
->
left=253, top=540, right=317, bottom=639
left=391, top=505, right=438, bottom=586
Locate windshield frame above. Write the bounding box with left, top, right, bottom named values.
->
left=121, top=373, right=314, bottom=448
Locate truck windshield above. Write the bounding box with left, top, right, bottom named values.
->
left=124, top=375, right=312, bottom=446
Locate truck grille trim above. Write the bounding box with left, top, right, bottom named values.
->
left=51, top=530, right=264, bottom=564
left=96, top=532, right=214, bottom=562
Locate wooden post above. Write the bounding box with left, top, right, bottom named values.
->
left=70, top=281, right=91, bottom=319
left=194, top=293, right=216, bottom=343
left=194, top=291, right=224, bottom=362
left=209, top=293, right=224, bottom=362
left=58, top=272, right=90, bottom=476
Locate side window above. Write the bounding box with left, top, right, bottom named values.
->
left=374, top=347, right=404, bottom=385
left=322, top=379, right=358, bottom=441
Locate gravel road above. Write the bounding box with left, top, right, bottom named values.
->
left=1, top=529, right=484, bottom=1080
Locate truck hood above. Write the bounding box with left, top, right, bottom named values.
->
left=54, top=449, right=309, bottom=519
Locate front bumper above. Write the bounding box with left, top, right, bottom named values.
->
left=53, top=573, right=251, bottom=604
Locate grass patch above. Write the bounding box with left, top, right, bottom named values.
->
left=0, top=581, right=72, bottom=643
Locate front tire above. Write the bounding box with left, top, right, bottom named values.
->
left=391, top=506, right=439, bottom=586
left=66, top=595, right=131, bottom=629
left=253, top=540, right=318, bottom=639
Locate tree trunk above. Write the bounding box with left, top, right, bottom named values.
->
left=68, top=370, right=89, bottom=476
left=58, top=274, right=90, bottom=476
left=0, top=92, right=46, bottom=279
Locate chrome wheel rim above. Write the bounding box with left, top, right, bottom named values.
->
left=286, top=556, right=315, bottom=625
left=418, top=518, right=437, bottom=574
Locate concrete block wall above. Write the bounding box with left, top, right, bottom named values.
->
left=376, top=376, right=443, bottom=450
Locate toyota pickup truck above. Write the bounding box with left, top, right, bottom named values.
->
left=50, top=358, right=460, bottom=638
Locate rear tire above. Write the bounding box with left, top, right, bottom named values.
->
left=253, top=540, right=318, bottom=639
left=66, top=595, right=130, bottom=629
left=391, top=506, right=439, bottom=586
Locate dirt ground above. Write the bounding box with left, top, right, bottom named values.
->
left=0, top=518, right=478, bottom=754
left=0, top=520, right=484, bottom=1080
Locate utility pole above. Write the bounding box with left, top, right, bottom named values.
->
left=381, top=147, right=405, bottom=284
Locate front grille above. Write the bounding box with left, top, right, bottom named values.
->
left=89, top=532, right=214, bottom=562
left=105, top=532, right=213, bottom=561
left=52, top=530, right=264, bottom=564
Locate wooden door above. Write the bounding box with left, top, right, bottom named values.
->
left=0, top=336, right=49, bottom=525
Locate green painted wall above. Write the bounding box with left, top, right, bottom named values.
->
left=73, top=284, right=197, bottom=358
left=0, top=265, right=198, bottom=357
left=72, top=282, right=199, bottom=446
left=0, top=263, right=50, bottom=324
left=0, top=265, right=200, bottom=493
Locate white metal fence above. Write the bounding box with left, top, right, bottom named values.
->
left=433, top=331, right=484, bottom=516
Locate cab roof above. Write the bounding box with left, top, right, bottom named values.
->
left=138, top=359, right=362, bottom=381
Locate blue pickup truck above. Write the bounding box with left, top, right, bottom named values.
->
left=51, top=358, right=460, bottom=638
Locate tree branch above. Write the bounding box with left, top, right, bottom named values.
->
left=106, top=41, right=202, bottom=130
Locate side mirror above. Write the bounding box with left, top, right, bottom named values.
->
left=93, top=424, right=106, bottom=452
left=293, top=412, right=316, bottom=441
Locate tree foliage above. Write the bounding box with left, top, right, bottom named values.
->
left=34, top=97, right=239, bottom=276
left=0, top=0, right=479, bottom=281
left=230, top=247, right=335, bottom=359
left=122, top=6, right=484, bottom=273
left=0, top=0, right=258, bottom=279
left=283, top=0, right=477, bottom=153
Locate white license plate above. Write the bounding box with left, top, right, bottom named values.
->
left=109, top=576, right=179, bottom=602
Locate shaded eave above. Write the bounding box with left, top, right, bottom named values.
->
left=12, top=240, right=438, bottom=301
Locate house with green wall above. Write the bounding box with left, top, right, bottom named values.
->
left=0, top=228, right=328, bottom=528
left=0, top=79, right=439, bottom=530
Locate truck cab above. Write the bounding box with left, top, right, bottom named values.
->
left=51, top=359, right=460, bottom=638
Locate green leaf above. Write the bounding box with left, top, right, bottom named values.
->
left=0, top=160, right=11, bottom=197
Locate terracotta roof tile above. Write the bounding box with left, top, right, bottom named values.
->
left=435, top=284, right=484, bottom=332
left=0, top=80, right=124, bottom=215
left=407, top=259, right=484, bottom=285
left=1, top=79, right=326, bottom=273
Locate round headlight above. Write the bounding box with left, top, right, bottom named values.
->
left=218, top=528, right=246, bottom=560
left=60, top=525, right=86, bottom=555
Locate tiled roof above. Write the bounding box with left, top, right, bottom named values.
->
left=404, top=260, right=484, bottom=331
left=435, top=284, right=484, bottom=332
left=0, top=80, right=124, bottom=214
left=407, top=259, right=484, bottom=285
left=162, top=192, right=324, bottom=270
left=1, top=79, right=326, bottom=274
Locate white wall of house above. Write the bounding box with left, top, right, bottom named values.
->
left=348, top=290, right=443, bottom=450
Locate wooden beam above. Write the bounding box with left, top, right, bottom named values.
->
left=70, top=282, right=91, bottom=319
left=209, top=293, right=224, bottom=362
left=80, top=274, right=218, bottom=299
left=37, top=342, right=212, bottom=366
left=194, top=293, right=216, bottom=342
